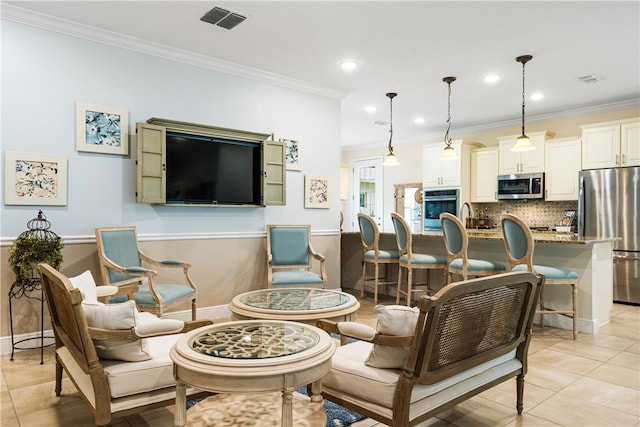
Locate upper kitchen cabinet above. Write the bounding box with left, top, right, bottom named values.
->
left=423, top=140, right=482, bottom=189
left=498, top=131, right=555, bottom=174
left=470, top=147, right=499, bottom=203
left=581, top=118, right=640, bottom=169
left=545, top=137, right=581, bottom=201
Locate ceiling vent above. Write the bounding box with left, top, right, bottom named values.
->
left=577, top=74, right=604, bottom=84
left=201, top=6, right=246, bottom=30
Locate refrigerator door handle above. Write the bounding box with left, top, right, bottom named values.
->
left=577, top=174, right=585, bottom=238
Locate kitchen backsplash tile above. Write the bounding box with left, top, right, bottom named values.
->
left=474, top=200, right=578, bottom=229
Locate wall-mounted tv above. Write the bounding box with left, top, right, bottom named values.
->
left=165, top=132, right=261, bottom=206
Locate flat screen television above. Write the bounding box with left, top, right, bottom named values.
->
left=165, top=132, right=261, bottom=206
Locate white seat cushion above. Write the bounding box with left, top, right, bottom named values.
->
left=101, top=334, right=182, bottom=398
left=323, top=340, right=519, bottom=409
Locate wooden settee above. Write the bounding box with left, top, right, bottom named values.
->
left=318, top=271, right=542, bottom=427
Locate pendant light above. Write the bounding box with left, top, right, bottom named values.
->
left=439, top=76, right=459, bottom=160
left=382, top=92, right=399, bottom=166
left=511, top=54, right=536, bottom=152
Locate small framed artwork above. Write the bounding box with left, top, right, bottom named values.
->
left=279, top=137, right=301, bottom=170
left=76, top=101, right=129, bottom=155
left=4, top=151, right=68, bottom=206
left=305, top=175, right=330, bottom=209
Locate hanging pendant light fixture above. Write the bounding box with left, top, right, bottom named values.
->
left=511, top=54, right=536, bottom=152
left=382, top=92, right=399, bottom=166
left=440, top=76, right=459, bottom=160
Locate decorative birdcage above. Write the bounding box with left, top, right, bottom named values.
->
left=8, top=210, right=64, bottom=288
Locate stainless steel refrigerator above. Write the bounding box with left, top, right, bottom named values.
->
left=578, top=166, right=640, bottom=304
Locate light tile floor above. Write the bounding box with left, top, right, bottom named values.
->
left=1, top=292, right=638, bottom=427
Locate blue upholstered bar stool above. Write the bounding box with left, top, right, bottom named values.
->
left=357, top=213, right=400, bottom=304
left=439, top=213, right=506, bottom=284
left=391, top=212, right=447, bottom=306
left=501, top=213, right=578, bottom=339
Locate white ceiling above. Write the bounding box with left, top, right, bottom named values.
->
left=3, top=1, right=639, bottom=149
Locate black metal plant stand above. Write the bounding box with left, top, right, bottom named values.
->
left=8, top=211, right=61, bottom=365
left=9, top=278, right=54, bottom=364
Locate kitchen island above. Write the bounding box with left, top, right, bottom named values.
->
left=341, top=230, right=618, bottom=334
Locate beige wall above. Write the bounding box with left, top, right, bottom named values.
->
left=1, top=234, right=340, bottom=338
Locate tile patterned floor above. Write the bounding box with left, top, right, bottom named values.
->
left=1, top=292, right=638, bottom=427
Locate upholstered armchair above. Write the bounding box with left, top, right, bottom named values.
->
left=95, top=226, right=197, bottom=319
left=318, top=272, right=542, bottom=427
left=37, top=263, right=211, bottom=427
left=266, top=224, right=327, bottom=288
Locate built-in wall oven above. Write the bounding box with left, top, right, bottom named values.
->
left=423, top=189, right=459, bottom=231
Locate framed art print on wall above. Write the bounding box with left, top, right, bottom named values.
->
left=304, top=175, right=330, bottom=208
left=76, top=101, right=129, bottom=155
left=4, top=151, right=68, bottom=206
left=279, top=137, right=301, bottom=171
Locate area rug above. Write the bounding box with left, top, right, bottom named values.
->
left=296, top=386, right=366, bottom=427
left=187, top=390, right=365, bottom=427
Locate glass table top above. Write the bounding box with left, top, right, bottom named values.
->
left=189, top=321, right=319, bottom=360
left=238, top=288, right=351, bottom=311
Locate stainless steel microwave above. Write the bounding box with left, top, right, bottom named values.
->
left=496, top=173, right=545, bottom=200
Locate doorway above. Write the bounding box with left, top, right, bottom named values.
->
left=351, top=157, right=383, bottom=230
left=394, top=183, right=423, bottom=233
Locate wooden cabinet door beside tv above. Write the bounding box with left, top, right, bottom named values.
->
left=135, top=120, right=286, bottom=207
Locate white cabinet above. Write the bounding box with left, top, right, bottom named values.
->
left=581, top=118, right=640, bottom=169
left=471, top=147, right=499, bottom=203
left=423, top=140, right=482, bottom=206
left=423, top=141, right=462, bottom=188
left=545, top=137, right=581, bottom=201
left=423, top=140, right=482, bottom=189
left=498, top=131, right=554, bottom=174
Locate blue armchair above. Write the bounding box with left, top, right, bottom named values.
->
left=95, top=226, right=197, bottom=319
left=266, top=225, right=327, bottom=288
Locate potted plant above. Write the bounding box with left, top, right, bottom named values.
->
left=8, top=211, right=64, bottom=283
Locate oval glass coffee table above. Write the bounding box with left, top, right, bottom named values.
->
left=171, top=320, right=335, bottom=427
left=229, top=287, right=360, bottom=324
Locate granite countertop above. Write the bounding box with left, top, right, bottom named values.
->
left=342, top=230, right=618, bottom=245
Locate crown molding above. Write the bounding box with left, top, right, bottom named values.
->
left=342, top=97, right=640, bottom=151
left=0, top=4, right=346, bottom=100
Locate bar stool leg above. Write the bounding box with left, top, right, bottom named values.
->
left=396, top=267, right=403, bottom=305
left=572, top=282, right=578, bottom=339
left=406, top=268, right=413, bottom=307
left=360, top=261, right=367, bottom=300
left=539, top=285, right=545, bottom=329
left=373, top=263, right=380, bottom=305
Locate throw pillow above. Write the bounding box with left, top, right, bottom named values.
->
left=82, top=299, right=152, bottom=361
left=365, top=304, right=419, bottom=369
left=68, top=270, right=99, bottom=303
left=82, top=300, right=137, bottom=330
left=70, top=271, right=184, bottom=362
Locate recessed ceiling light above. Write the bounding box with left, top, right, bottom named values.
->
left=483, top=73, right=501, bottom=83
left=414, top=117, right=425, bottom=124
left=365, top=105, right=377, bottom=113
left=339, top=59, right=358, bottom=71
left=530, top=92, right=545, bottom=101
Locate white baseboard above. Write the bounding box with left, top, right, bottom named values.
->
left=536, top=313, right=598, bottom=335
left=1, top=304, right=233, bottom=355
